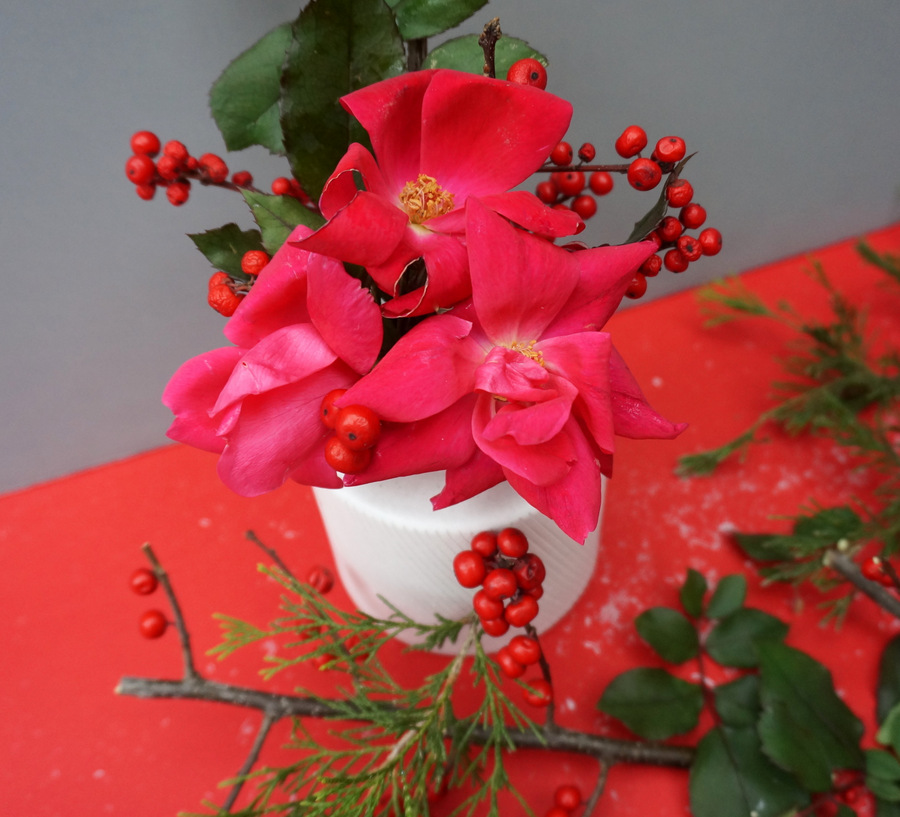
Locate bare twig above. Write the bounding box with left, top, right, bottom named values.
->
left=525, top=623, right=555, bottom=728
left=825, top=550, right=900, bottom=620
left=245, top=530, right=296, bottom=580
left=582, top=760, right=609, bottom=817
left=221, top=711, right=277, bottom=813
left=406, top=38, right=427, bottom=72
left=478, top=18, right=502, bottom=78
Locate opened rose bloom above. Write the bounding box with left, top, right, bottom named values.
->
left=162, top=226, right=383, bottom=495
left=296, top=69, right=583, bottom=317
left=335, top=201, right=686, bottom=543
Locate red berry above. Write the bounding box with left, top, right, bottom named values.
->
left=471, top=530, right=498, bottom=558
left=512, top=553, right=546, bottom=591
left=480, top=617, right=510, bottom=637
left=571, top=194, right=597, bottom=220
left=199, top=152, right=229, bottom=183
left=666, top=178, right=694, bottom=207
left=139, top=610, right=168, bottom=639
left=698, top=227, right=723, bottom=256
left=163, top=140, right=189, bottom=164
left=271, top=177, right=293, bottom=196
left=209, top=271, right=231, bottom=287
left=130, top=568, right=158, bottom=595
left=505, top=595, right=539, bottom=627
left=535, top=179, right=558, bottom=204
left=496, top=646, right=526, bottom=679
left=231, top=170, right=253, bottom=187
left=508, top=634, right=541, bottom=665
left=653, top=135, right=686, bottom=164
left=545, top=808, right=569, bottom=817
left=166, top=181, right=190, bottom=206
left=554, top=171, right=585, bottom=197
left=550, top=141, right=574, bottom=167
left=307, top=566, right=334, bottom=594
left=627, top=157, right=662, bottom=191
left=664, top=249, right=690, bottom=273
left=861, top=557, right=892, bottom=585
left=657, top=215, right=684, bottom=243
left=130, top=130, right=160, bottom=157
left=320, top=388, right=347, bottom=429
left=577, top=142, right=596, bottom=162
left=506, top=58, right=548, bottom=90
left=135, top=184, right=156, bottom=201
left=453, top=551, right=487, bottom=589
left=324, top=435, right=371, bottom=474
left=473, top=589, right=505, bottom=621
left=483, top=568, right=518, bottom=600
left=208, top=283, right=241, bottom=316
left=240, top=249, right=270, bottom=276
left=523, top=677, right=553, bottom=707
left=497, top=528, right=529, bottom=559
left=614, top=125, right=648, bottom=158
left=589, top=171, right=614, bottom=196
left=155, top=154, right=180, bottom=181
left=680, top=202, right=707, bottom=229
left=525, top=584, right=544, bottom=600
left=640, top=254, right=662, bottom=277
left=335, top=405, right=381, bottom=451
left=554, top=785, right=583, bottom=811
left=625, top=273, right=648, bottom=299
left=125, top=154, right=156, bottom=185
left=676, top=234, right=703, bottom=262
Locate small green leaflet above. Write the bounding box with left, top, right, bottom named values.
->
left=387, top=0, right=489, bottom=40
left=424, top=35, right=546, bottom=77
left=242, top=191, right=325, bottom=254
left=188, top=224, right=263, bottom=276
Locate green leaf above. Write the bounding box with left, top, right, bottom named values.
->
left=189, top=223, right=264, bottom=276
left=704, top=608, right=789, bottom=668
left=877, top=796, right=900, bottom=816
left=689, top=725, right=810, bottom=817
left=713, top=675, right=760, bottom=728
left=209, top=23, right=292, bottom=153
left=679, top=568, right=707, bottom=618
left=706, top=574, right=747, bottom=619
left=757, top=641, right=865, bottom=791
left=423, top=34, right=546, bottom=78
left=792, top=506, right=864, bottom=550
left=877, top=703, right=900, bottom=755
left=389, top=0, right=488, bottom=39
left=598, top=667, right=703, bottom=740
left=242, top=190, right=325, bottom=253
left=878, top=635, right=900, bottom=723
left=868, top=749, right=900, bottom=783
left=731, top=531, right=797, bottom=561
left=625, top=155, right=694, bottom=243
left=635, top=607, right=699, bottom=664
left=280, top=0, right=405, bottom=200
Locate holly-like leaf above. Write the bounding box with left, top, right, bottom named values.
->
left=209, top=23, right=292, bottom=153
left=679, top=568, right=707, bottom=618
left=878, top=635, right=900, bottom=724
left=189, top=223, right=264, bottom=276
left=635, top=607, right=699, bottom=664
left=704, top=608, right=788, bottom=668
left=242, top=191, right=325, bottom=254
left=713, top=675, right=760, bottom=728
left=757, top=641, right=865, bottom=791
left=387, top=0, right=488, bottom=40
left=690, top=725, right=810, bottom=817
left=706, top=574, right=747, bottom=619
left=280, top=0, right=405, bottom=200
left=423, top=34, right=546, bottom=78
left=598, top=668, right=703, bottom=740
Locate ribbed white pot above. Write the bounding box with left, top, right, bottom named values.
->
left=312, top=472, right=601, bottom=653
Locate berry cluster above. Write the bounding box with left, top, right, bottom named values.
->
left=206, top=249, right=271, bottom=317
left=128, top=567, right=169, bottom=639
left=319, top=389, right=381, bottom=474
left=125, top=130, right=311, bottom=206
left=544, top=784, right=584, bottom=817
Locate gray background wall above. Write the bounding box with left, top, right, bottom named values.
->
left=2, top=1, right=898, bottom=494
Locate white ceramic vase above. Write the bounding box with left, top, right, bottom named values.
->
left=312, top=471, right=601, bottom=653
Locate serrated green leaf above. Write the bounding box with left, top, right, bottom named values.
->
left=390, top=0, right=488, bottom=39
left=242, top=190, right=325, bottom=253
left=189, top=223, right=264, bottom=276
left=679, top=568, right=707, bottom=618
left=280, top=0, right=405, bottom=200
left=598, top=667, right=703, bottom=740
left=635, top=607, right=699, bottom=664
left=877, top=703, right=900, bottom=755
left=878, top=635, right=900, bottom=724
left=732, top=531, right=797, bottom=561
left=209, top=23, right=292, bottom=153
left=689, top=725, right=810, bottom=817
left=705, top=608, right=789, bottom=668
left=757, top=641, right=865, bottom=791
left=706, top=574, right=747, bottom=619
left=713, top=675, right=760, bottom=728
left=423, top=34, right=546, bottom=78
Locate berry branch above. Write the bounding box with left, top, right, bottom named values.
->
left=478, top=17, right=502, bottom=78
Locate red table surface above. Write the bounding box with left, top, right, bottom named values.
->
left=4, top=224, right=900, bottom=817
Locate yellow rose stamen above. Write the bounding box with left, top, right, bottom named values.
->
left=509, top=340, right=545, bottom=367
left=398, top=174, right=455, bottom=224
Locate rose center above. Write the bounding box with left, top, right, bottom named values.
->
left=509, top=340, right=545, bottom=367
left=398, top=174, right=455, bottom=224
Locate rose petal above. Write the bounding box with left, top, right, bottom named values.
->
left=609, top=346, right=687, bottom=439
left=479, top=190, right=584, bottom=237
left=432, top=447, right=505, bottom=509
